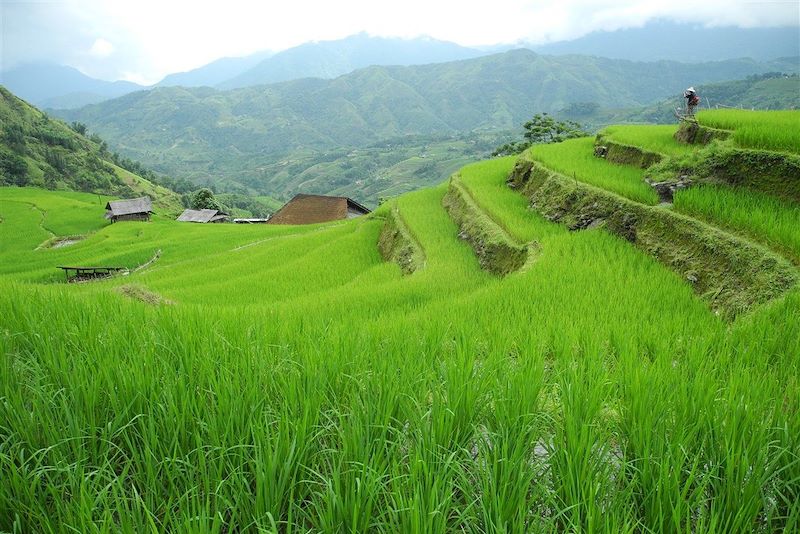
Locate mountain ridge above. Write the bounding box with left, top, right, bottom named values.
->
left=51, top=50, right=799, bottom=203
left=217, top=33, right=486, bottom=89
left=0, top=63, right=146, bottom=109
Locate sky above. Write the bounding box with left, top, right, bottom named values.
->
left=2, top=0, right=799, bottom=84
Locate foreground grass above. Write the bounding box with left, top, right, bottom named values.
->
left=528, top=138, right=659, bottom=205
left=696, top=109, right=800, bottom=154
left=1, top=175, right=799, bottom=532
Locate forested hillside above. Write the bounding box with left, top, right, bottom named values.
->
left=54, top=51, right=798, bottom=202
left=0, top=86, right=182, bottom=211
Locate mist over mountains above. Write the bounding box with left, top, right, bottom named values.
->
left=0, top=63, right=146, bottom=109
left=2, top=23, right=797, bottom=110
left=531, top=21, right=800, bottom=62
left=217, top=33, right=485, bottom=89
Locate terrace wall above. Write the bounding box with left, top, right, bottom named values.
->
left=508, top=153, right=797, bottom=318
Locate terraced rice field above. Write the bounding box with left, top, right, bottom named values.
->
left=600, top=124, right=695, bottom=157
left=526, top=137, right=659, bottom=205
left=697, top=109, right=800, bottom=153
left=674, top=185, right=800, bottom=263
left=1, top=112, right=799, bottom=532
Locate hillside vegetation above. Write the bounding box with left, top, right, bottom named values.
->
left=1, top=110, right=799, bottom=531
left=53, top=51, right=799, bottom=200
left=0, top=86, right=183, bottom=213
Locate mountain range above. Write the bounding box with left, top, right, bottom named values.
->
left=217, top=33, right=485, bottom=89
left=0, top=63, right=145, bottom=109
left=1, top=35, right=484, bottom=110
left=51, top=50, right=799, bottom=203
left=532, top=21, right=800, bottom=62
left=2, top=23, right=798, bottom=109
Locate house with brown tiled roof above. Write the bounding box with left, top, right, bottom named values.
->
left=268, top=194, right=370, bottom=225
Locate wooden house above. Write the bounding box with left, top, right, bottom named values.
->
left=176, top=208, right=230, bottom=223
left=105, top=197, right=153, bottom=222
left=268, top=194, right=370, bottom=225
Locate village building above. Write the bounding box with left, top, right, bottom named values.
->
left=268, top=194, right=370, bottom=225
left=105, top=197, right=153, bottom=223
left=176, top=208, right=230, bottom=223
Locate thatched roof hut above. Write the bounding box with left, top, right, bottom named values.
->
left=176, top=208, right=229, bottom=223
left=105, top=197, right=153, bottom=222
left=268, top=194, right=370, bottom=225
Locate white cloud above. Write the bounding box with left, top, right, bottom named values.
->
left=4, top=0, right=798, bottom=84
left=88, top=38, right=115, bottom=58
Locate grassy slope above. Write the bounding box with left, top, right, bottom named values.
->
left=111, top=164, right=183, bottom=214
left=0, top=86, right=181, bottom=212
left=656, top=110, right=800, bottom=261
left=1, top=115, right=799, bottom=531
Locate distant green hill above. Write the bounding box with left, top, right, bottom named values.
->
left=0, top=86, right=182, bottom=213
left=556, top=73, right=800, bottom=127
left=54, top=51, right=798, bottom=201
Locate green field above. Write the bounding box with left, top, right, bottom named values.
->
left=697, top=109, right=800, bottom=153
left=527, top=137, right=659, bottom=205
left=599, top=124, right=694, bottom=157
left=674, top=185, right=800, bottom=263
left=2, top=113, right=800, bottom=532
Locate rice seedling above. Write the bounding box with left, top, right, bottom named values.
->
left=527, top=137, right=660, bottom=205
left=673, top=184, right=800, bottom=262
left=600, top=124, right=695, bottom=157
left=697, top=109, right=800, bottom=154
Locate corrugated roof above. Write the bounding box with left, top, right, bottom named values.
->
left=176, top=208, right=229, bottom=223
left=268, top=194, right=370, bottom=225
left=105, top=197, right=153, bottom=216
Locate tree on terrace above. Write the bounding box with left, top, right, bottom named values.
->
left=493, top=113, right=587, bottom=156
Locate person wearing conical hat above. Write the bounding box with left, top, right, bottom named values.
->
left=684, top=86, right=700, bottom=115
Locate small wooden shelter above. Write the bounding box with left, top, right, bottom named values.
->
left=268, top=194, right=370, bottom=225
left=105, top=197, right=153, bottom=222
left=59, top=265, right=126, bottom=282
left=176, top=208, right=229, bottom=223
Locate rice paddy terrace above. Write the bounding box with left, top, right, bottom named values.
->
left=1, top=110, right=799, bottom=532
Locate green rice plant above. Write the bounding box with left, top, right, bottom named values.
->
left=1, top=153, right=799, bottom=532
left=469, top=355, right=547, bottom=532
left=458, top=156, right=564, bottom=243
left=548, top=349, right=616, bottom=532
left=600, top=124, right=695, bottom=157
left=528, top=138, right=659, bottom=205
left=673, top=184, right=800, bottom=262
left=618, top=350, right=715, bottom=532
left=697, top=109, right=800, bottom=154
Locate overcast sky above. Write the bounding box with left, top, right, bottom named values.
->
left=2, top=0, right=798, bottom=84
